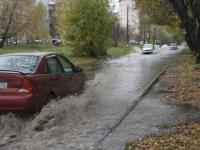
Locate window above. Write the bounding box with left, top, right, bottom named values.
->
left=57, top=56, right=73, bottom=73
left=46, top=57, right=62, bottom=73
left=0, top=55, right=38, bottom=73
left=43, top=61, right=50, bottom=74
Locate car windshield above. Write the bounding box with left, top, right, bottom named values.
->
left=143, top=44, right=153, bottom=48
left=0, top=55, right=38, bottom=73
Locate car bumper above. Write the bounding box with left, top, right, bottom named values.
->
left=143, top=50, right=153, bottom=54
left=0, top=94, right=36, bottom=112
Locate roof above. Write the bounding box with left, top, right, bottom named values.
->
left=0, top=52, right=57, bottom=57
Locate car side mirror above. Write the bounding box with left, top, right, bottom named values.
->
left=73, top=66, right=83, bottom=73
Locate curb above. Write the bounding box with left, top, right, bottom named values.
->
left=95, top=64, right=171, bottom=148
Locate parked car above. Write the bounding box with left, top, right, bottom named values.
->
left=7, top=39, right=22, bottom=45
left=0, top=52, right=87, bottom=113
left=12, top=40, right=22, bottom=45
left=34, top=40, right=42, bottom=44
left=142, top=44, right=154, bottom=54
left=170, top=43, right=178, bottom=50
left=52, top=38, right=61, bottom=46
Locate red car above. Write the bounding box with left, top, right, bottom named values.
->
left=0, top=52, right=87, bottom=113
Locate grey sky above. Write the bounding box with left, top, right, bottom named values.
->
left=110, top=0, right=119, bottom=12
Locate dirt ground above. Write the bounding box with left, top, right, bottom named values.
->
left=126, top=49, right=200, bottom=150
left=160, top=52, right=200, bottom=107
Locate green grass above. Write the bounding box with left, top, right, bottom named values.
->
left=1, top=45, right=96, bottom=65
left=107, top=45, right=133, bottom=58
left=1, top=45, right=72, bottom=56
left=0, top=44, right=134, bottom=65
left=180, top=47, right=191, bottom=55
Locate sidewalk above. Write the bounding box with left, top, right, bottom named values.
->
left=126, top=49, right=200, bottom=150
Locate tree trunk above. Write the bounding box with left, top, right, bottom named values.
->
left=196, top=54, right=200, bottom=64
left=143, top=25, right=146, bottom=44
left=170, top=0, right=200, bottom=63
left=148, top=28, right=151, bottom=43
left=0, top=38, right=6, bottom=48
left=114, top=41, right=118, bottom=47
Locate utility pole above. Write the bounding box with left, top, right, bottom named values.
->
left=48, top=1, right=56, bottom=38
left=143, top=24, right=146, bottom=44
left=126, top=6, right=129, bottom=45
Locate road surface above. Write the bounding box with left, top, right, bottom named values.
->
left=1, top=46, right=199, bottom=150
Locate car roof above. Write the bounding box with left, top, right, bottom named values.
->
left=0, top=52, right=57, bottom=57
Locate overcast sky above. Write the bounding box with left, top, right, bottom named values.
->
left=110, top=0, right=119, bottom=12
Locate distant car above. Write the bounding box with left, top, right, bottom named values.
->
left=142, top=44, right=154, bottom=54
left=52, top=38, right=61, bottom=46
left=12, top=40, right=22, bottom=45
left=0, top=52, right=87, bottom=113
left=34, top=40, right=42, bottom=44
left=162, top=44, right=168, bottom=48
left=154, top=45, right=161, bottom=49
left=129, top=40, right=135, bottom=45
left=170, top=43, right=178, bottom=50
left=130, top=40, right=140, bottom=45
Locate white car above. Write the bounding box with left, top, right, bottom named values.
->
left=154, top=44, right=161, bottom=49
left=162, top=44, right=168, bottom=48
left=142, top=44, right=154, bottom=54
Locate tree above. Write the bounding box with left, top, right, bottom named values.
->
left=55, top=0, right=70, bottom=45
left=25, top=2, right=50, bottom=44
left=56, top=0, right=115, bottom=57
left=0, top=0, right=34, bottom=48
left=169, top=0, right=200, bottom=63
left=135, top=0, right=184, bottom=44
left=135, top=0, right=200, bottom=63
left=135, top=0, right=179, bottom=27
left=111, top=22, right=126, bottom=47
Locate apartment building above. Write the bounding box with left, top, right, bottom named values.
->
left=33, top=0, right=57, bottom=37
left=119, top=0, right=140, bottom=39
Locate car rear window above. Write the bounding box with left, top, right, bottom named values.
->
left=143, top=44, right=153, bottom=48
left=0, top=55, right=38, bottom=73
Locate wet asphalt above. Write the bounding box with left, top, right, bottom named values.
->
left=1, top=46, right=199, bottom=150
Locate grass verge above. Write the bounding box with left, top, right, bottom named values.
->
left=107, top=45, right=133, bottom=58
left=0, top=45, right=134, bottom=65
left=160, top=48, right=200, bottom=106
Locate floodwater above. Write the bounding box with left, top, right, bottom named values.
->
left=1, top=46, right=199, bottom=150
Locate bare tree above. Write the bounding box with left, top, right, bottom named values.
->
left=0, top=0, right=33, bottom=48
left=170, top=0, right=200, bottom=63
left=24, top=2, right=49, bottom=44
left=111, top=22, right=126, bottom=47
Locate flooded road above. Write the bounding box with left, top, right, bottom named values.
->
left=1, top=46, right=198, bottom=150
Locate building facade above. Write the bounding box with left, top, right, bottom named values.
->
left=33, top=0, right=57, bottom=38
left=119, top=0, right=139, bottom=40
